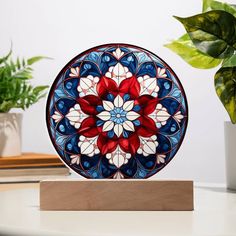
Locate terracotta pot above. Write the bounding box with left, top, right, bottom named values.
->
left=224, top=121, right=236, bottom=190
left=0, top=113, right=22, bottom=157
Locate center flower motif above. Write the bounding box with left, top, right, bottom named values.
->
left=96, top=94, right=140, bottom=138
left=76, top=73, right=159, bottom=156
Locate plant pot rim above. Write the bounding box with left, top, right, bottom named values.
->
left=0, top=112, right=23, bottom=115
left=0, top=112, right=23, bottom=117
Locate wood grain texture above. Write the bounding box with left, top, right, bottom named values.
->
left=40, top=180, right=194, bottom=211
left=0, top=153, right=63, bottom=169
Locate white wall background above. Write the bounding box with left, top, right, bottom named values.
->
left=0, top=0, right=233, bottom=183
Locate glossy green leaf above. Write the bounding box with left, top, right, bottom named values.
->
left=210, top=1, right=236, bottom=17
left=202, top=0, right=213, bottom=12
left=27, top=56, right=51, bottom=65
left=174, top=10, right=236, bottom=59
left=202, top=0, right=236, bottom=17
left=222, top=54, right=236, bottom=67
left=165, top=34, right=222, bottom=69
left=214, top=66, right=236, bottom=123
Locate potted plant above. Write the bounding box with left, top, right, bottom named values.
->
left=165, top=0, right=236, bottom=189
left=0, top=49, right=48, bottom=157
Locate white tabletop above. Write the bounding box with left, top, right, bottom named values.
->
left=0, top=182, right=235, bottom=236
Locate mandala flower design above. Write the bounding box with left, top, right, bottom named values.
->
left=157, top=154, right=166, bottom=164
left=70, top=155, right=80, bottom=165
left=105, top=63, right=132, bottom=85
left=96, top=94, right=140, bottom=138
left=77, top=75, right=100, bottom=96
left=52, top=111, right=62, bottom=123
left=77, top=75, right=158, bottom=156
left=149, top=103, right=171, bottom=128
left=69, top=67, right=80, bottom=77
left=65, top=104, right=87, bottom=129
left=138, top=75, right=160, bottom=97
left=47, top=44, right=188, bottom=179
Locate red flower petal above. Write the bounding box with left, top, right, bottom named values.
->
left=137, top=116, right=157, bottom=137
left=78, top=117, right=99, bottom=137
left=119, top=76, right=140, bottom=99
left=97, top=76, right=119, bottom=98
left=97, top=134, right=118, bottom=155
left=137, top=95, right=158, bottom=114
left=119, top=134, right=140, bottom=155
left=78, top=95, right=101, bottom=115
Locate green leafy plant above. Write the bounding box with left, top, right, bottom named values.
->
left=0, top=49, right=49, bottom=113
left=165, top=0, right=236, bottom=123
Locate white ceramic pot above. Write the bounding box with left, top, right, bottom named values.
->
left=224, top=121, right=236, bottom=190
left=0, top=113, right=22, bottom=157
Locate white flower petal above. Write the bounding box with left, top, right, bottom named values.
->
left=113, top=48, right=124, bottom=59
left=74, top=104, right=81, bottom=110
left=151, top=135, right=157, bottom=141
left=126, top=111, right=140, bottom=121
left=71, top=155, right=80, bottom=165
left=148, top=81, right=157, bottom=92
left=106, top=153, right=112, bottom=159
left=145, top=76, right=156, bottom=88
left=79, top=136, right=85, bottom=142
left=138, top=77, right=143, bottom=83
left=102, top=100, right=114, bottom=111
left=96, top=111, right=111, bottom=121
left=74, top=123, right=81, bottom=129
left=71, top=157, right=78, bottom=164
left=69, top=121, right=75, bottom=126
left=70, top=67, right=79, bottom=77
left=71, top=68, right=77, bottom=74
left=123, top=120, right=135, bottom=132
left=114, top=124, right=123, bottom=137
left=114, top=95, right=123, bottom=107
left=94, top=77, right=99, bottom=83
left=105, top=72, right=112, bottom=78
left=143, top=141, right=156, bottom=155
left=113, top=154, right=125, bottom=168
left=174, top=111, right=184, bottom=122
left=80, top=78, right=92, bottom=89
left=102, top=120, right=114, bottom=132
left=126, top=72, right=132, bottom=78
left=137, top=148, right=142, bottom=154
left=113, top=171, right=124, bottom=179
left=113, top=63, right=125, bottom=77
left=157, top=68, right=167, bottom=77
left=52, top=113, right=62, bottom=122
left=154, top=86, right=160, bottom=92
left=156, top=110, right=170, bottom=121
left=157, top=154, right=166, bottom=164
left=77, top=86, right=82, bottom=92
left=66, top=110, right=81, bottom=122
left=160, top=68, right=166, bottom=76
left=123, top=100, right=134, bottom=111
left=80, top=142, right=94, bottom=155
left=126, top=153, right=131, bottom=159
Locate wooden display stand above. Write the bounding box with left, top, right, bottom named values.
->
left=40, top=180, right=194, bottom=211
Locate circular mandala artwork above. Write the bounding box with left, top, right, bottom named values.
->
left=46, top=44, right=188, bottom=179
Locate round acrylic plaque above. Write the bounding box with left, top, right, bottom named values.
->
left=46, top=44, right=188, bottom=179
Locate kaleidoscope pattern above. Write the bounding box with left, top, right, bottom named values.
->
left=46, top=44, right=188, bottom=179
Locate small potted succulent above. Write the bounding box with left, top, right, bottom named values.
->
left=0, top=49, right=48, bottom=157
left=165, top=0, right=236, bottom=189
